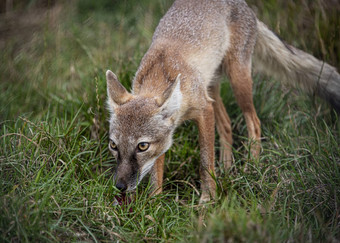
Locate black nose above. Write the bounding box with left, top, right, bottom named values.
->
left=115, top=182, right=127, bottom=192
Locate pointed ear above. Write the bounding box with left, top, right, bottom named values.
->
left=106, top=70, right=133, bottom=110
left=156, top=74, right=182, bottom=117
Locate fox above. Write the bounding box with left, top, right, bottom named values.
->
left=106, top=0, right=340, bottom=203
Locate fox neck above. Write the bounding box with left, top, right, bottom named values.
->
left=132, top=44, right=187, bottom=122
left=131, top=41, right=210, bottom=125
left=133, top=44, right=184, bottom=92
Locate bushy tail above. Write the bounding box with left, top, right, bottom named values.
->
left=253, top=20, right=340, bottom=113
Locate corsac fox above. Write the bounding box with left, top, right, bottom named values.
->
left=106, top=0, right=340, bottom=203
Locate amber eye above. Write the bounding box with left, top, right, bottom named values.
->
left=138, top=142, right=149, bottom=152
left=109, top=140, right=117, bottom=151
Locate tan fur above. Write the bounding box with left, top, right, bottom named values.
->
left=150, top=153, right=165, bottom=196
left=211, top=84, right=233, bottom=169
left=195, top=102, right=216, bottom=203
left=106, top=0, right=340, bottom=203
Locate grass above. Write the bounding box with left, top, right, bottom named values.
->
left=1, top=0, right=339, bottom=242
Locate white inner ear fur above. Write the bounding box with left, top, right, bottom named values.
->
left=160, top=79, right=182, bottom=117
left=106, top=96, right=116, bottom=115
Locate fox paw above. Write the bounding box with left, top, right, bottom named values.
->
left=199, top=194, right=211, bottom=204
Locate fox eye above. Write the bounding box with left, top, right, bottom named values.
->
left=109, top=140, right=117, bottom=151
left=137, top=142, right=149, bottom=152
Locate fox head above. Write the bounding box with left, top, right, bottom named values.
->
left=105, top=70, right=182, bottom=192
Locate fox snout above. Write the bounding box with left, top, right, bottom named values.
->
left=113, top=161, right=138, bottom=192
left=114, top=174, right=135, bottom=193
left=114, top=158, right=157, bottom=192
left=115, top=181, right=127, bottom=192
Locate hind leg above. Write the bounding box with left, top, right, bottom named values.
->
left=224, top=58, right=261, bottom=158
left=222, top=7, right=260, bottom=158
left=210, top=84, right=233, bottom=169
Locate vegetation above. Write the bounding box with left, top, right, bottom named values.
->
left=1, top=0, right=339, bottom=242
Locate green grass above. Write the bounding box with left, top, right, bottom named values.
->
left=1, top=0, right=339, bottom=242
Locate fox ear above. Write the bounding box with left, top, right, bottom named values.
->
left=106, top=70, right=133, bottom=110
left=156, top=74, right=182, bottom=117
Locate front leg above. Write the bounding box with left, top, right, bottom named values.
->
left=196, top=102, right=216, bottom=204
left=150, top=154, right=165, bottom=196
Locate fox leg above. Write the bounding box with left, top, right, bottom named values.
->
left=211, top=84, right=233, bottom=169
left=225, top=57, right=261, bottom=158
left=196, top=102, right=216, bottom=203
left=150, top=153, right=165, bottom=196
